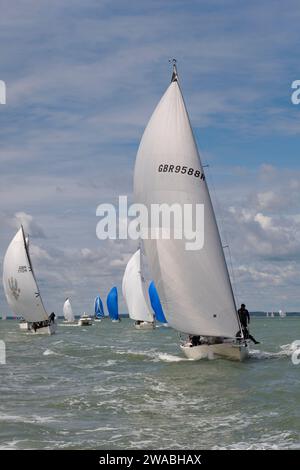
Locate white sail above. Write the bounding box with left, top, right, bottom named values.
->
left=134, top=67, right=240, bottom=338
left=63, top=298, right=75, bottom=322
left=122, top=249, right=154, bottom=322
left=2, top=227, right=49, bottom=322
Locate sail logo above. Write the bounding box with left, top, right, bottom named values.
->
left=96, top=196, right=204, bottom=250
left=0, top=80, right=6, bottom=104
left=18, top=266, right=27, bottom=273
left=291, top=80, right=300, bottom=105
left=8, top=277, right=21, bottom=300
left=158, top=163, right=205, bottom=180
left=0, top=340, right=5, bottom=365
left=291, top=340, right=300, bottom=365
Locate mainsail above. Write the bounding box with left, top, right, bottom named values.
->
left=63, top=298, right=75, bottom=322
left=134, top=65, right=240, bottom=338
left=94, top=295, right=105, bottom=319
left=148, top=281, right=167, bottom=324
left=122, top=249, right=154, bottom=323
left=2, top=226, right=49, bottom=323
left=106, top=287, right=119, bottom=321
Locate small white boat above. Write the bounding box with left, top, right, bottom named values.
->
left=279, top=309, right=286, bottom=318
left=78, top=312, right=92, bottom=326
left=3, top=226, right=57, bottom=335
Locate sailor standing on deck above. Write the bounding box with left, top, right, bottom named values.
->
left=238, top=304, right=260, bottom=344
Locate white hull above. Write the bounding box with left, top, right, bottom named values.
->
left=63, top=320, right=76, bottom=324
left=134, top=321, right=155, bottom=330
left=19, top=321, right=56, bottom=335
left=20, top=321, right=57, bottom=335
left=180, top=340, right=249, bottom=362
left=32, top=322, right=57, bottom=335
left=78, top=318, right=92, bottom=326
left=94, top=319, right=102, bottom=322
left=111, top=319, right=120, bottom=323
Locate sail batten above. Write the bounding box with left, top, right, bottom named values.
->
left=3, top=227, right=49, bottom=322
left=134, top=73, right=240, bottom=338
left=122, top=250, right=154, bottom=323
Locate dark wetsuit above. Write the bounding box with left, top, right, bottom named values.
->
left=238, top=307, right=259, bottom=344
left=49, top=312, right=55, bottom=324
left=190, top=335, right=200, bottom=347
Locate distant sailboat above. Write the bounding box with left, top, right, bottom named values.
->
left=271, top=312, right=275, bottom=318
left=63, top=298, right=75, bottom=323
left=122, top=250, right=155, bottom=330
left=148, top=281, right=168, bottom=326
left=2, top=226, right=56, bottom=335
left=133, top=62, right=247, bottom=361
left=107, top=287, right=120, bottom=322
left=94, top=295, right=105, bottom=322
left=266, top=312, right=269, bottom=317
left=279, top=309, right=286, bottom=318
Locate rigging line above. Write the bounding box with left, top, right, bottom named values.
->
left=204, top=163, right=241, bottom=306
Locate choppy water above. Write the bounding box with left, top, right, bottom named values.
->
left=0, top=317, right=299, bottom=450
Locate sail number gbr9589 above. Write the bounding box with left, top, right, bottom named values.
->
left=158, top=164, right=205, bottom=180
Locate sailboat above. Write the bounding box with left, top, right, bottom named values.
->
left=63, top=298, right=76, bottom=323
left=94, top=295, right=105, bottom=322
left=133, top=62, right=248, bottom=361
left=278, top=309, right=286, bottom=318
left=148, top=281, right=168, bottom=326
left=2, top=226, right=56, bottom=335
left=271, top=312, right=275, bottom=318
left=107, top=287, right=120, bottom=322
left=122, top=249, right=155, bottom=330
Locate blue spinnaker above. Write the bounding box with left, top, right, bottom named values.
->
left=107, top=287, right=119, bottom=321
left=148, top=281, right=167, bottom=324
left=94, top=295, right=105, bottom=319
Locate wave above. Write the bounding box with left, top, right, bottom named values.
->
left=43, top=349, right=58, bottom=356
left=0, top=413, right=57, bottom=424
left=249, top=341, right=299, bottom=360
left=114, top=348, right=188, bottom=363
left=156, top=353, right=189, bottom=362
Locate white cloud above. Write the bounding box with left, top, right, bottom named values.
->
left=12, top=212, right=46, bottom=238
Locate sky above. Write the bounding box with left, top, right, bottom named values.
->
left=0, top=0, right=299, bottom=316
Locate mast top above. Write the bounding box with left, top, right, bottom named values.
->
left=169, top=58, right=178, bottom=82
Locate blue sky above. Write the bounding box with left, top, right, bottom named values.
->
left=0, top=0, right=299, bottom=316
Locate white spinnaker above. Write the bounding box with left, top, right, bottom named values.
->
left=122, top=250, right=154, bottom=322
left=134, top=73, right=240, bottom=338
left=2, top=227, right=49, bottom=322
left=63, top=299, right=75, bottom=322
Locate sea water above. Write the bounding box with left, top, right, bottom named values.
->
left=0, top=317, right=299, bottom=449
